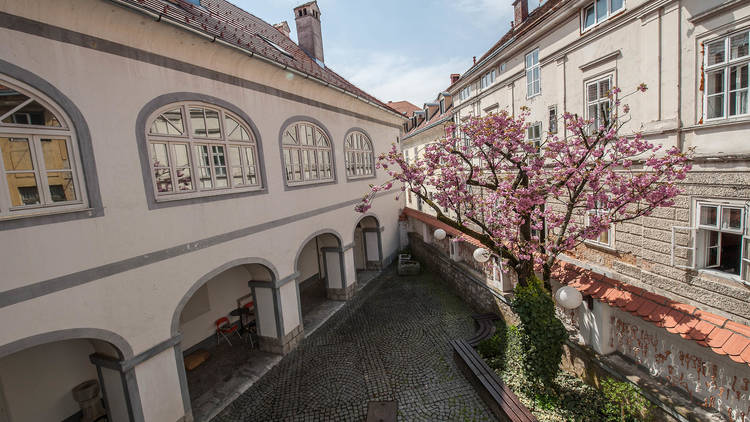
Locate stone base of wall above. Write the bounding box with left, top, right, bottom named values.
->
left=408, top=233, right=518, bottom=324
left=258, top=324, right=303, bottom=355
left=327, top=283, right=356, bottom=300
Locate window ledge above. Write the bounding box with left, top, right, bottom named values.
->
left=346, top=174, right=376, bottom=182
left=697, top=268, right=750, bottom=288
left=155, top=186, right=264, bottom=203
left=0, top=206, right=95, bottom=222
left=285, top=178, right=337, bottom=190
left=584, top=239, right=617, bottom=253
left=526, top=92, right=542, bottom=100
left=685, top=116, right=750, bottom=132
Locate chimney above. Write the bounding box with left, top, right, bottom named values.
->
left=513, top=0, right=529, bottom=28
left=450, top=73, right=460, bottom=84
left=294, top=1, right=324, bottom=64
left=473, top=56, right=477, bottom=65
left=273, top=21, right=291, bottom=38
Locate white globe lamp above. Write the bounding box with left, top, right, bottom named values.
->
left=473, top=247, right=491, bottom=263
left=555, top=285, right=583, bottom=309
left=433, top=228, right=447, bottom=240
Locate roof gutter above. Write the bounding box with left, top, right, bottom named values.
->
left=107, top=0, right=406, bottom=121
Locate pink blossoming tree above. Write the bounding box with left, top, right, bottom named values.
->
left=357, top=86, right=692, bottom=288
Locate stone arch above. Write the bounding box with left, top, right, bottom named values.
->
left=293, top=228, right=344, bottom=273
left=170, top=257, right=279, bottom=336
left=353, top=213, right=384, bottom=271
left=0, top=327, right=133, bottom=360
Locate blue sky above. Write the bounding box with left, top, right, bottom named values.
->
left=232, top=1, right=531, bottom=106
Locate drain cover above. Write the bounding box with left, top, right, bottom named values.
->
left=366, top=401, right=397, bottom=422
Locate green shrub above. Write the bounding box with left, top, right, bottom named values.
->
left=510, top=275, right=568, bottom=389
left=601, top=377, right=656, bottom=421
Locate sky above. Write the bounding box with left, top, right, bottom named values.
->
left=231, top=0, right=531, bottom=107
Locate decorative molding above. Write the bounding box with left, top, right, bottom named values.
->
left=578, top=50, right=621, bottom=71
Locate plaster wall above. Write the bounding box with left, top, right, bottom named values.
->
left=178, top=265, right=254, bottom=350
left=0, top=339, right=97, bottom=422
left=280, top=281, right=300, bottom=334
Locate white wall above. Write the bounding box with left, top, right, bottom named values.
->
left=280, top=281, right=300, bottom=334
left=178, top=266, right=254, bottom=349
left=0, top=339, right=98, bottom=422
left=297, top=240, right=321, bottom=282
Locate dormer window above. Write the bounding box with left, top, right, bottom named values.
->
left=581, top=0, right=624, bottom=32
left=440, top=99, right=445, bottom=114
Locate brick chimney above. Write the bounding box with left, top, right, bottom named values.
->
left=294, top=1, right=324, bottom=64
left=450, top=74, right=460, bottom=84
left=513, top=0, right=529, bottom=28
left=273, top=21, right=291, bottom=38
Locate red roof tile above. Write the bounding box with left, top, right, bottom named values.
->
left=387, top=101, right=420, bottom=117
left=721, top=334, right=750, bottom=356
left=403, top=207, right=750, bottom=367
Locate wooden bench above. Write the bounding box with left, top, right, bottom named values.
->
left=451, top=339, right=537, bottom=422
left=466, top=313, right=500, bottom=347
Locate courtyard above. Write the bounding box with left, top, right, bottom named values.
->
left=212, top=267, right=495, bottom=421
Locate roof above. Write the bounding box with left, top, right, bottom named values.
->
left=387, top=101, right=421, bottom=117
left=401, top=102, right=453, bottom=141
left=113, top=0, right=401, bottom=116
left=403, top=207, right=750, bottom=367
left=447, top=0, right=566, bottom=92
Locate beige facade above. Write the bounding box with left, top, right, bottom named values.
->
left=0, top=0, right=403, bottom=421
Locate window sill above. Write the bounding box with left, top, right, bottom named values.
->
left=697, top=268, right=750, bottom=288
left=686, top=116, right=750, bottom=132
left=285, top=178, right=337, bottom=190
left=0, top=206, right=95, bottom=222
left=155, top=186, right=263, bottom=203
left=526, top=92, right=541, bottom=100
left=584, top=239, right=617, bottom=253
left=346, top=174, right=376, bottom=182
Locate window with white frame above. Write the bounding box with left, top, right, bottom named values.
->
left=440, top=98, right=446, bottom=114
left=0, top=79, right=87, bottom=217
left=526, top=49, right=541, bottom=97
left=581, top=0, right=624, bottom=31
left=344, top=131, right=374, bottom=178
left=281, top=121, right=333, bottom=185
left=527, top=122, right=542, bottom=147
left=548, top=105, right=558, bottom=134
left=586, top=76, right=613, bottom=132
left=704, top=30, right=750, bottom=120
left=146, top=103, right=261, bottom=198
left=480, top=69, right=497, bottom=90
left=585, top=203, right=613, bottom=248
left=459, top=85, right=472, bottom=101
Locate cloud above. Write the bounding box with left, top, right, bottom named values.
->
left=327, top=50, right=466, bottom=106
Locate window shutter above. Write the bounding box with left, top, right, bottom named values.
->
left=671, top=226, right=696, bottom=269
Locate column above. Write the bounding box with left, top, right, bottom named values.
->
left=252, top=276, right=304, bottom=355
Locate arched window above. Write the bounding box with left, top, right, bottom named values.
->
left=281, top=121, right=333, bottom=185
left=146, top=103, right=261, bottom=198
left=344, top=130, right=374, bottom=178
left=0, top=78, right=86, bottom=217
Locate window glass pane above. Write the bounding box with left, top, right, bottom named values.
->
left=204, top=109, right=220, bottom=138
left=730, top=32, right=749, bottom=60
left=316, top=130, right=327, bottom=146
left=301, top=149, right=311, bottom=180
left=231, top=166, right=243, bottom=186
left=304, top=125, right=314, bottom=145
left=700, top=204, right=718, bottom=226
left=599, top=79, right=611, bottom=98
left=154, top=167, right=173, bottom=193
left=583, top=5, right=595, bottom=28
left=198, top=167, right=212, bottom=188
left=598, top=228, right=609, bottom=244
left=0, top=99, right=61, bottom=127
left=173, top=144, right=190, bottom=167
left=212, top=145, right=227, bottom=187
left=7, top=174, right=40, bottom=206
left=722, top=207, right=743, bottom=230
left=587, top=83, right=598, bottom=101
left=729, top=64, right=749, bottom=116
left=176, top=168, right=192, bottom=191
left=282, top=128, right=297, bottom=145
left=40, top=138, right=71, bottom=170
left=610, top=0, right=623, bottom=12
left=707, top=234, right=719, bottom=267
left=47, top=171, right=76, bottom=202
left=224, top=116, right=240, bottom=140
left=1, top=137, right=34, bottom=170
left=190, top=108, right=206, bottom=137
left=196, top=145, right=210, bottom=166
left=150, top=108, right=183, bottom=135
left=596, top=0, right=607, bottom=21
left=707, top=40, right=726, bottom=66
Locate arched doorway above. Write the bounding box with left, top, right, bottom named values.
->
left=0, top=330, right=135, bottom=422
left=173, top=260, right=277, bottom=420
left=295, top=231, right=351, bottom=330
left=353, top=215, right=383, bottom=283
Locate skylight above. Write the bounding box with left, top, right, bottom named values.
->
left=257, top=35, right=294, bottom=59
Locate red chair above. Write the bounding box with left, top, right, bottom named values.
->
left=215, top=317, right=241, bottom=346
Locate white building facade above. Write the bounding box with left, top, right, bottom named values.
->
left=0, top=0, right=403, bottom=421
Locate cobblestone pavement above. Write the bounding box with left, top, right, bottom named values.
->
left=213, top=268, right=495, bottom=421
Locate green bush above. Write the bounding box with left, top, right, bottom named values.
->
left=601, top=377, right=655, bottom=421
left=510, top=275, right=568, bottom=388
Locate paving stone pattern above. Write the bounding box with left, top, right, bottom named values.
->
left=214, top=268, right=495, bottom=421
